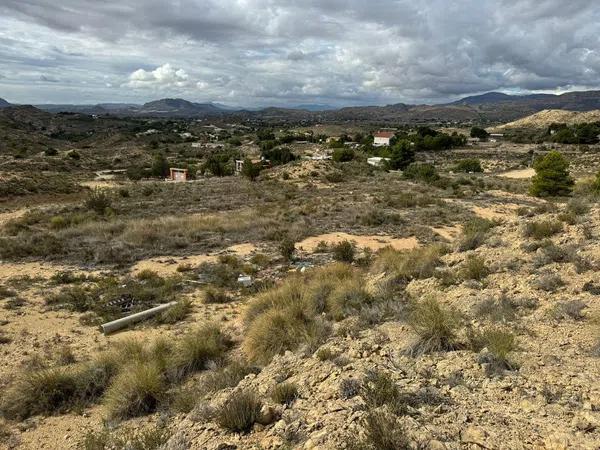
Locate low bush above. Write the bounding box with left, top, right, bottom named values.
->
left=104, top=362, right=166, bottom=419
left=359, top=208, right=402, bottom=226
left=200, top=361, right=260, bottom=394
left=472, top=296, right=525, bottom=323
left=408, top=297, right=461, bottom=354
left=156, top=299, right=192, bottom=324
left=84, top=189, right=113, bottom=215
left=454, top=158, right=483, bottom=173
left=332, top=240, right=355, bottom=263
left=271, top=382, right=299, bottom=405
left=243, top=264, right=372, bottom=364
left=170, top=324, right=231, bottom=380
left=534, top=273, right=564, bottom=292
left=339, top=378, right=361, bottom=399
left=550, top=300, right=586, bottom=321
left=460, top=255, right=490, bottom=281
left=403, top=163, right=439, bottom=183
left=349, top=411, right=410, bottom=450
left=216, top=390, right=262, bottom=432
left=361, top=370, right=407, bottom=415
left=523, top=220, right=563, bottom=239
left=278, top=238, right=296, bottom=261
left=203, top=286, right=232, bottom=304
left=469, top=327, right=518, bottom=374
left=457, top=217, right=496, bottom=251
left=82, top=425, right=169, bottom=450
left=371, top=244, right=446, bottom=284
left=47, top=273, right=184, bottom=323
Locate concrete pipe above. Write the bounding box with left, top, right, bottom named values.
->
left=99, top=301, right=178, bottom=335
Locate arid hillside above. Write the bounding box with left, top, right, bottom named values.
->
left=0, top=114, right=599, bottom=450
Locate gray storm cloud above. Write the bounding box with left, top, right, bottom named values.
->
left=0, top=0, right=599, bottom=105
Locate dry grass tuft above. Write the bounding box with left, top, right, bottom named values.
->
left=408, top=297, right=461, bottom=354
left=371, top=244, right=447, bottom=283
left=216, top=390, right=263, bottom=433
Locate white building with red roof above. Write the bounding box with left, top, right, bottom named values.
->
left=373, top=130, right=394, bottom=146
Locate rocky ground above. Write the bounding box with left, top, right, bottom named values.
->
left=0, top=155, right=599, bottom=450
left=162, top=201, right=600, bottom=450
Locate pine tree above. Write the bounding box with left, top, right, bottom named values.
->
left=529, top=151, right=574, bottom=197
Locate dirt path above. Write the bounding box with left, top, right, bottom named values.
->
left=498, top=168, right=535, bottom=179
left=130, top=243, right=258, bottom=276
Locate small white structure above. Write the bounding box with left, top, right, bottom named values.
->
left=367, top=157, right=390, bottom=168
left=169, top=168, right=188, bottom=182
left=373, top=131, right=394, bottom=147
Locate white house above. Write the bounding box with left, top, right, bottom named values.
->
left=373, top=131, right=395, bottom=147
left=367, top=157, right=390, bottom=168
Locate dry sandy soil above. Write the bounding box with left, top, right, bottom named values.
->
left=1, top=152, right=599, bottom=449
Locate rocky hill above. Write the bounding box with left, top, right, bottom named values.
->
left=10, top=90, right=600, bottom=124
left=500, top=109, right=600, bottom=128
left=0, top=98, right=11, bottom=108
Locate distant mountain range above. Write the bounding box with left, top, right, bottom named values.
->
left=2, top=90, right=600, bottom=123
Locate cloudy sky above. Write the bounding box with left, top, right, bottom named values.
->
left=1, top=0, right=599, bottom=107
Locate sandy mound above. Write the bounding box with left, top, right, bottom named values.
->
left=296, top=233, right=419, bottom=252
left=500, top=109, right=600, bottom=129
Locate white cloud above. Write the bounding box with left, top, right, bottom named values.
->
left=127, top=63, right=190, bottom=88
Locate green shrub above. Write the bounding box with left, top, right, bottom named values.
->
left=388, top=140, right=415, bottom=170
left=278, top=238, right=296, bottom=261
left=408, top=298, right=461, bottom=354
left=454, top=158, right=483, bottom=173
left=271, top=382, right=299, bottom=405
left=332, top=148, right=355, bottom=162
left=529, top=151, right=574, bottom=197
left=85, top=189, right=112, bottom=215
left=216, top=390, right=262, bottom=432
left=241, top=158, right=262, bottom=181
left=403, top=163, right=439, bottom=183
left=332, top=240, right=355, bottom=263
